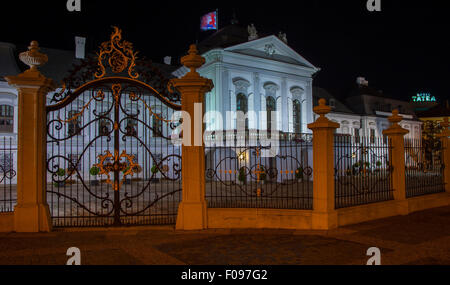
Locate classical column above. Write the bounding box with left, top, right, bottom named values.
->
left=438, top=117, right=450, bottom=193
left=169, top=45, right=213, bottom=230
left=253, top=72, right=260, bottom=130
left=382, top=110, right=409, bottom=214
left=304, top=81, right=313, bottom=131
left=307, top=98, right=339, bottom=229
left=222, top=69, right=229, bottom=131
left=5, top=41, right=56, bottom=232
left=281, top=77, right=288, bottom=132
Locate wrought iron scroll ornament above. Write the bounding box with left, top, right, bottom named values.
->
left=0, top=166, right=16, bottom=183
left=49, top=26, right=182, bottom=132
left=45, top=27, right=183, bottom=225
left=49, top=26, right=180, bottom=105
left=95, top=26, right=139, bottom=79
left=94, top=150, right=139, bottom=192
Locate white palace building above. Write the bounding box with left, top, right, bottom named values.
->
left=0, top=22, right=422, bottom=184
left=173, top=23, right=422, bottom=142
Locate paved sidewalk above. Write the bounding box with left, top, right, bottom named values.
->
left=1, top=206, right=450, bottom=265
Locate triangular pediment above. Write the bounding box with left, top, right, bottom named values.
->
left=224, top=35, right=318, bottom=70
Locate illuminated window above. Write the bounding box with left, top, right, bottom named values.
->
left=0, top=105, right=14, bottom=133
left=293, top=99, right=301, bottom=133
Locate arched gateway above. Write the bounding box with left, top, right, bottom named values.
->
left=46, top=27, right=182, bottom=227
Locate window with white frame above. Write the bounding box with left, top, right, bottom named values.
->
left=266, top=96, right=276, bottom=131
left=152, top=114, right=163, bottom=137
left=236, top=93, right=248, bottom=130
left=0, top=153, right=13, bottom=173
left=0, top=105, right=14, bottom=133
left=293, top=99, right=301, bottom=133
left=67, top=110, right=82, bottom=136
left=370, top=129, right=376, bottom=144
left=98, top=115, right=111, bottom=136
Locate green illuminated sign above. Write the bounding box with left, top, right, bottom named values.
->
left=412, top=93, right=436, bottom=102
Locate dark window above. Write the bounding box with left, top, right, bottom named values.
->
left=354, top=128, right=360, bottom=143
left=236, top=93, right=248, bottom=130
left=67, top=110, right=82, bottom=136
left=68, top=154, right=80, bottom=172
left=0, top=105, right=14, bottom=133
left=293, top=99, right=301, bottom=133
left=370, top=129, right=376, bottom=144
left=98, top=116, right=111, bottom=136
left=266, top=96, right=276, bottom=131
left=0, top=153, right=13, bottom=173
left=126, top=118, right=138, bottom=136
left=329, top=99, right=335, bottom=108
left=152, top=114, right=163, bottom=137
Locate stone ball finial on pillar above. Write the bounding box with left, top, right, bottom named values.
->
left=383, top=109, right=408, bottom=136
left=308, top=98, right=339, bottom=129
left=19, top=41, right=48, bottom=71
left=388, top=109, right=403, bottom=124
left=386, top=109, right=408, bottom=133
left=312, top=98, right=333, bottom=123
left=180, top=44, right=205, bottom=78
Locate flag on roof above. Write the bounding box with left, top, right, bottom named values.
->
left=200, top=11, right=217, bottom=31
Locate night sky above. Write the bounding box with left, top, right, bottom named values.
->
left=1, top=1, right=448, bottom=102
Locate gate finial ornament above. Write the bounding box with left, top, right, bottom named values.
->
left=313, top=98, right=332, bottom=123
left=19, top=41, right=48, bottom=71
left=180, top=44, right=205, bottom=78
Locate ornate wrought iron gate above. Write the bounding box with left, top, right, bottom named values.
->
left=46, top=27, right=182, bottom=227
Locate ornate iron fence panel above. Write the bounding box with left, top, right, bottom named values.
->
left=0, top=136, right=16, bottom=212
left=46, top=27, right=182, bottom=227
left=334, top=135, right=394, bottom=209
left=405, top=138, right=445, bottom=197
left=205, top=133, right=313, bottom=209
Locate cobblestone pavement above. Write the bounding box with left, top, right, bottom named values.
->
left=0, top=206, right=449, bottom=265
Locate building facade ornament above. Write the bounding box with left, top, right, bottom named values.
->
left=278, top=32, right=288, bottom=44
left=205, top=51, right=223, bottom=64
left=290, top=86, right=305, bottom=97
left=264, top=44, right=276, bottom=56
left=232, top=77, right=251, bottom=93
left=263, top=82, right=279, bottom=94
left=247, top=23, right=258, bottom=41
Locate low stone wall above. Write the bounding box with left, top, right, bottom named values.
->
left=407, top=192, right=450, bottom=213
left=207, top=208, right=313, bottom=230
left=0, top=212, right=14, bottom=232
left=2, top=194, right=449, bottom=232
left=207, top=193, right=450, bottom=230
